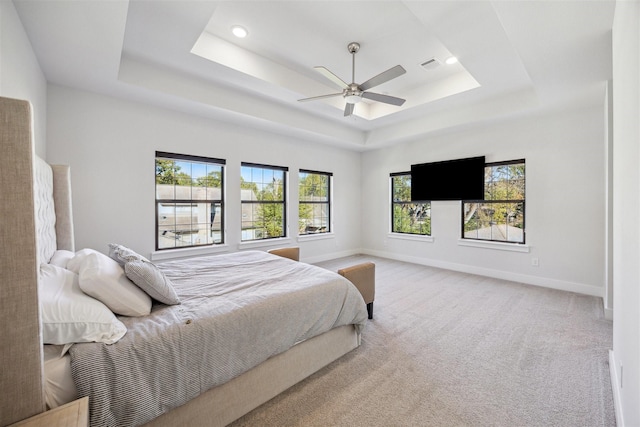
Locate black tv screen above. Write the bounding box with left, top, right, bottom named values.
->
left=411, top=156, right=485, bottom=201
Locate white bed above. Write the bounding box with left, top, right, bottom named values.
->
left=0, top=96, right=366, bottom=427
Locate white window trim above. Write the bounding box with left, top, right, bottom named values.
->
left=238, top=237, right=293, bottom=250
left=298, top=232, right=335, bottom=242
left=150, top=244, right=230, bottom=262
left=388, top=232, right=434, bottom=243
left=457, top=239, right=530, bottom=253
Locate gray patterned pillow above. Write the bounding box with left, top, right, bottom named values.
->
left=124, top=260, right=180, bottom=305
left=108, top=243, right=149, bottom=265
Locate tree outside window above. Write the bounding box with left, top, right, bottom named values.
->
left=155, top=152, right=224, bottom=250
left=462, top=160, right=525, bottom=243
left=391, top=173, right=431, bottom=235
left=299, top=170, right=331, bottom=235
left=241, top=163, right=287, bottom=241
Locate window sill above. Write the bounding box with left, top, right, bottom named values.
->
left=457, top=239, right=530, bottom=253
left=238, top=237, right=293, bottom=250
left=297, top=232, right=335, bottom=242
left=150, top=244, right=229, bottom=262
left=388, top=233, right=434, bottom=243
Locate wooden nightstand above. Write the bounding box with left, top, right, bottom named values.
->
left=10, top=397, right=88, bottom=427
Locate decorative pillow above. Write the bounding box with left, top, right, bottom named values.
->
left=108, top=243, right=149, bottom=266
left=39, top=264, right=127, bottom=345
left=78, top=252, right=152, bottom=317
left=49, top=250, right=75, bottom=269
left=66, top=248, right=102, bottom=274
left=125, top=260, right=181, bottom=305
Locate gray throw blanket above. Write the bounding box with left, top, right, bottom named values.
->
left=69, top=251, right=367, bottom=426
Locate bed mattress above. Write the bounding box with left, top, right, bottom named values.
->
left=43, top=344, right=77, bottom=409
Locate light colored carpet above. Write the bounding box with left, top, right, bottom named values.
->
left=230, top=255, right=615, bottom=427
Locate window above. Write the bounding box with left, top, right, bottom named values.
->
left=155, top=152, right=224, bottom=250
left=241, top=163, right=287, bottom=241
left=391, top=172, right=431, bottom=235
left=299, top=170, right=331, bottom=235
left=462, top=159, right=525, bottom=243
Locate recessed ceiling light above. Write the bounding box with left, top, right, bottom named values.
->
left=445, top=56, right=458, bottom=65
left=231, top=25, right=248, bottom=38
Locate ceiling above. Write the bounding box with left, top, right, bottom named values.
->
left=13, top=0, right=615, bottom=151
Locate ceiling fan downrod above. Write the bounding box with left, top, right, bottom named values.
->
left=348, top=42, right=360, bottom=84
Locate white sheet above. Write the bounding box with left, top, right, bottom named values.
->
left=43, top=344, right=77, bottom=408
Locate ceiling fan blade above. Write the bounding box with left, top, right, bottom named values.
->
left=314, top=66, right=349, bottom=90
left=362, top=91, right=406, bottom=106
left=298, top=93, right=343, bottom=102
left=358, top=65, right=406, bottom=91
left=344, top=103, right=355, bottom=117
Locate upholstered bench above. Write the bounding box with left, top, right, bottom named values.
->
left=338, top=262, right=375, bottom=320
left=267, top=247, right=300, bottom=261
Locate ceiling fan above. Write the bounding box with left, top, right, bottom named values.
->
left=298, top=42, right=407, bottom=117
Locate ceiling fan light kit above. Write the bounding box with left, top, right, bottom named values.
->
left=299, top=42, right=407, bottom=117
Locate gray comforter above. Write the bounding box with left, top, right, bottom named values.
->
left=69, top=251, right=367, bottom=427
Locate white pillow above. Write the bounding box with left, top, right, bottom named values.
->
left=125, top=260, right=181, bottom=305
left=66, top=248, right=102, bottom=274
left=49, top=250, right=75, bottom=269
left=78, top=252, right=152, bottom=317
left=39, top=264, right=127, bottom=345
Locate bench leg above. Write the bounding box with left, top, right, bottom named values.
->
left=367, top=302, right=373, bottom=320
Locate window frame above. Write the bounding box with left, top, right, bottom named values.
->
left=298, top=169, right=332, bottom=236
left=461, top=159, right=526, bottom=244
left=155, top=151, right=225, bottom=251
left=240, top=162, right=288, bottom=242
left=390, top=172, right=431, bottom=236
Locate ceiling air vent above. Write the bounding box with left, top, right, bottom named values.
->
left=420, top=58, right=441, bottom=71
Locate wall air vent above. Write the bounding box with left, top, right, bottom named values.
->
left=420, top=58, right=441, bottom=71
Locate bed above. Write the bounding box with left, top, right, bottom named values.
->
left=0, top=96, right=367, bottom=427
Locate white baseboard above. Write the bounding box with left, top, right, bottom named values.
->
left=604, top=307, right=614, bottom=321
left=360, top=248, right=604, bottom=298
left=609, top=350, right=624, bottom=427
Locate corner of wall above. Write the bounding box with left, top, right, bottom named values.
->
left=609, top=350, right=624, bottom=427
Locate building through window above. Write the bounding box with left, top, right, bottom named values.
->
left=299, top=170, right=331, bottom=235
left=462, top=159, right=525, bottom=243
left=241, top=163, right=287, bottom=241
left=391, top=172, right=431, bottom=236
left=155, top=152, right=224, bottom=250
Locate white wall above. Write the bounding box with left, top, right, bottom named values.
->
left=46, top=82, right=607, bottom=297
left=611, top=1, right=640, bottom=425
left=0, top=1, right=47, bottom=156
left=361, top=104, right=606, bottom=296
left=46, top=85, right=363, bottom=261
left=604, top=80, right=614, bottom=320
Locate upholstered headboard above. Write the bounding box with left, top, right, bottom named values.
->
left=0, top=96, right=74, bottom=426
left=34, top=157, right=75, bottom=264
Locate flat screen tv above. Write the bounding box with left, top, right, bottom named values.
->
left=411, top=156, right=485, bottom=201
